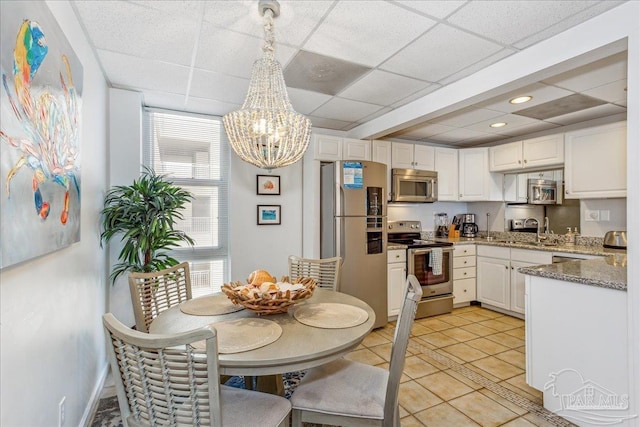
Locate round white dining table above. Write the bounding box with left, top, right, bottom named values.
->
left=149, top=289, right=376, bottom=377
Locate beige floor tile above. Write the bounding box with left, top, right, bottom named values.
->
left=497, top=316, right=525, bottom=327
left=457, top=312, right=493, bottom=322
left=460, top=323, right=498, bottom=337
left=399, top=405, right=410, bottom=418
left=463, top=363, right=502, bottom=383
left=440, top=369, right=483, bottom=390
left=399, top=380, right=443, bottom=413
left=499, top=382, right=543, bottom=406
left=441, top=343, right=489, bottom=363
left=409, top=337, right=437, bottom=354
left=478, top=388, right=528, bottom=416
left=495, top=349, right=526, bottom=370
left=503, top=374, right=543, bottom=401
left=504, top=327, right=526, bottom=339
left=470, top=356, right=524, bottom=380
left=434, top=348, right=465, bottom=365
left=369, top=342, right=393, bottom=361
left=449, top=391, right=519, bottom=426
left=441, top=327, right=479, bottom=342
left=416, top=371, right=474, bottom=401
left=420, top=332, right=460, bottom=348
left=362, top=331, right=392, bottom=347
left=522, top=413, right=560, bottom=427
left=514, top=345, right=526, bottom=354
left=420, top=318, right=454, bottom=332
left=403, top=355, right=441, bottom=379
left=476, top=309, right=505, bottom=319
left=411, top=323, right=434, bottom=337
left=500, top=416, right=538, bottom=427
left=400, top=415, right=425, bottom=427
left=414, top=403, right=480, bottom=427
left=484, top=332, right=525, bottom=349
left=478, top=319, right=519, bottom=332
left=415, top=352, right=450, bottom=371
left=437, top=314, right=474, bottom=327
left=344, top=348, right=385, bottom=366
left=377, top=362, right=412, bottom=383
left=465, top=337, right=510, bottom=355
left=452, top=305, right=482, bottom=313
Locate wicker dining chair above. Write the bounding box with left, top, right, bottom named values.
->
left=290, top=275, right=423, bottom=427
left=128, top=262, right=192, bottom=333
left=288, top=255, right=342, bottom=291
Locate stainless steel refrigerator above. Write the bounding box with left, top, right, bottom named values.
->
left=321, top=160, right=388, bottom=328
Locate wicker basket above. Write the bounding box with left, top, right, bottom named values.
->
left=221, top=276, right=316, bottom=315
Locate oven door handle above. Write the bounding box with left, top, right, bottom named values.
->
left=410, top=247, right=453, bottom=256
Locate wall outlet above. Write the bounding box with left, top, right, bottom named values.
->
left=585, top=210, right=600, bottom=221
left=59, top=396, right=66, bottom=427
left=600, top=210, right=610, bottom=221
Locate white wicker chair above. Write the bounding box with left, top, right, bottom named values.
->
left=103, top=313, right=291, bottom=427
left=288, top=255, right=341, bottom=291
left=128, top=262, right=192, bottom=332
left=290, top=275, right=423, bottom=427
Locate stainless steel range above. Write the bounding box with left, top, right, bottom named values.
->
left=388, top=220, right=454, bottom=318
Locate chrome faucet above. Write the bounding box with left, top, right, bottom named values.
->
left=536, top=217, right=549, bottom=243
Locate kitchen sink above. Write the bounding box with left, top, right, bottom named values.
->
left=521, top=241, right=559, bottom=247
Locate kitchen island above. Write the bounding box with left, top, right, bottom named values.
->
left=522, top=256, right=630, bottom=427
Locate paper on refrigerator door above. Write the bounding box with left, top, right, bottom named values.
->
left=343, top=162, right=363, bottom=189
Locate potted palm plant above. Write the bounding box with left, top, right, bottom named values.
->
left=100, top=167, right=195, bottom=283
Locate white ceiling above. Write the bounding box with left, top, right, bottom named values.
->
left=72, top=0, right=628, bottom=147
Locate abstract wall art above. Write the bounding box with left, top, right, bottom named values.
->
left=0, top=2, right=83, bottom=268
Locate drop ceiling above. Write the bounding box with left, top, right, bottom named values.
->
left=72, top=0, right=628, bottom=147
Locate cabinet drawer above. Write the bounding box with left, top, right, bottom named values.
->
left=454, top=256, right=476, bottom=269
left=387, top=249, right=406, bottom=263
left=454, top=266, right=476, bottom=280
left=477, top=245, right=510, bottom=259
left=453, top=278, right=476, bottom=303
left=454, top=245, right=476, bottom=257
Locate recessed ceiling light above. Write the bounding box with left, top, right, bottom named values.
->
left=509, top=96, right=532, bottom=104
left=490, top=122, right=507, bottom=128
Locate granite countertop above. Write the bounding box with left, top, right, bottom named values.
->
left=387, top=243, right=408, bottom=250
left=518, top=255, right=627, bottom=291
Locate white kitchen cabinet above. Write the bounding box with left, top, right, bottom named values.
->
left=452, top=245, right=476, bottom=307
left=372, top=140, right=392, bottom=201
left=503, top=174, right=528, bottom=203
left=564, top=121, right=626, bottom=198
left=477, top=246, right=552, bottom=316
left=459, top=147, right=503, bottom=201
left=387, top=249, right=406, bottom=318
left=434, top=147, right=459, bottom=201
left=489, top=134, right=564, bottom=172
left=391, top=142, right=435, bottom=171
left=342, top=138, right=371, bottom=161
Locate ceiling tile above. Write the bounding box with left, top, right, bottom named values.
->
left=447, top=1, right=596, bottom=45
left=545, top=104, right=627, bottom=126
left=437, top=48, right=515, bottom=85
left=311, top=97, right=384, bottom=122
left=286, top=87, right=333, bottom=115
left=479, top=83, right=575, bottom=113
left=195, top=26, right=297, bottom=79
left=356, top=107, right=394, bottom=124
left=543, top=52, right=627, bottom=92
left=465, top=113, right=540, bottom=135
left=338, top=70, right=432, bottom=106
left=303, top=1, right=437, bottom=67
left=188, top=69, right=250, bottom=105
left=380, top=24, right=503, bottom=82
left=395, top=1, right=467, bottom=19
left=502, top=121, right=562, bottom=136
left=390, top=84, right=442, bottom=108
left=583, top=79, right=628, bottom=104
left=431, top=108, right=505, bottom=128
left=391, top=123, right=456, bottom=139
left=73, top=1, right=199, bottom=66
left=427, top=127, right=496, bottom=144
left=142, top=91, right=240, bottom=117
left=201, top=1, right=334, bottom=48
left=310, top=117, right=353, bottom=131
left=98, top=50, right=190, bottom=95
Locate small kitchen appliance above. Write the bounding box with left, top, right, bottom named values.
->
left=460, top=214, right=479, bottom=238
left=387, top=220, right=453, bottom=319
left=435, top=213, right=449, bottom=238
left=603, top=231, right=627, bottom=249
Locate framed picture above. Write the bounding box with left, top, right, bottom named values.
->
left=257, top=175, right=280, bottom=195
left=257, top=205, right=281, bottom=225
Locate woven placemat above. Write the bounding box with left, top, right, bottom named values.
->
left=180, top=294, right=244, bottom=316
left=293, top=303, right=369, bottom=329
left=192, top=318, right=282, bottom=354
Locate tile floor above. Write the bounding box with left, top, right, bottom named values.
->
left=93, top=305, right=576, bottom=427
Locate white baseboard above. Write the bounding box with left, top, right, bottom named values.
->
left=80, top=361, right=110, bottom=427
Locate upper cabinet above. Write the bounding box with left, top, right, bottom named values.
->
left=434, top=147, right=459, bottom=201
left=372, top=140, right=392, bottom=201
left=391, top=142, right=435, bottom=171
left=459, top=148, right=503, bottom=201
left=313, top=134, right=371, bottom=161
left=489, top=134, right=564, bottom=172
left=564, top=121, right=627, bottom=199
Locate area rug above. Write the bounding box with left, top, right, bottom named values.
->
left=90, top=372, right=306, bottom=427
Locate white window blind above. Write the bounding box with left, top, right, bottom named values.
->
left=143, top=109, right=230, bottom=296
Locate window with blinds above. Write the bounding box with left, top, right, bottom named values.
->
left=143, top=109, right=229, bottom=297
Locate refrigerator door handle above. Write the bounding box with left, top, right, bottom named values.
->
left=336, top=217, right=345, bottom=260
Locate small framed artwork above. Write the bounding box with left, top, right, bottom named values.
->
left=257, top=175, right=280, bottom=195
left=257, top=205, right=281, bottom=225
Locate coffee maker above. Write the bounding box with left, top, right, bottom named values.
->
left=461, top=213, right=479, bottom=238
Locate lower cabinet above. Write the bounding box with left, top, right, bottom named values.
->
left=387, top=249, right=406, bottom=318
left=453, top=244, right=476, bottom=306
left=477, top=246, right=552, bottom=316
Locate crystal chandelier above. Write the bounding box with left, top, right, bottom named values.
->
left=223, top=0, right=311, bottom=171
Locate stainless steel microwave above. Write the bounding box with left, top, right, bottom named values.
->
left=528, top=179, right=558, bottom=204
left=391, top=169, right=438, bottom=203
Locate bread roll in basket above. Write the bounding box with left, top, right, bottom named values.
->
left=222, top=270, right=316, bottom=315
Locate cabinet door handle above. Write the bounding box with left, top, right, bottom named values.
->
left=463, top=289, right=467, bottom=293
left=463, top=272, right=467, bottom=276
left=463, top=250, right=467, bottom=253
left=566, top=190, right=569, bottom=194
left=505, top=266, right=509, bottom=269
left=524, top=159, right=528, bottom=164
left=459, top=193, right=462, bottom=197
left=395, top=255, right=400, bottom=259
left=511, top=266, right=514, bottom=270
left=518, top=160, right=522, bottom=164
left=463, top=261, right=467, bottom=264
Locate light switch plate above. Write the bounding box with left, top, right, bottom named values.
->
left=585, top=210, right=600, bottom=221
left=600, top=210, right=610, bottom=221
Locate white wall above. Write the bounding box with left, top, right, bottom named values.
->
left=0, top=1, right=109, bottom=426
left=580, top=198, right=627, bottom=237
